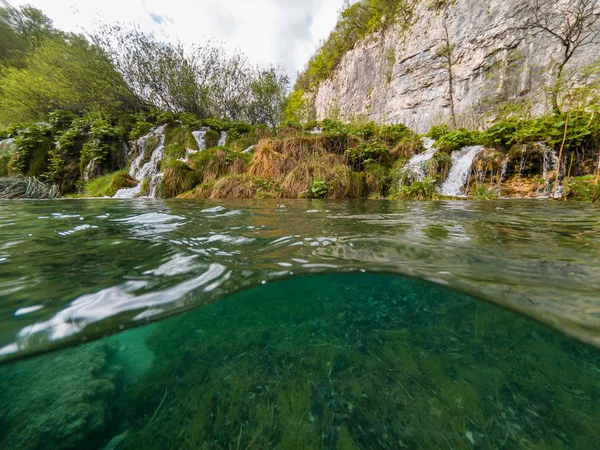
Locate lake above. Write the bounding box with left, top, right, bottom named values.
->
left=0, top=199, right=599, bottom=449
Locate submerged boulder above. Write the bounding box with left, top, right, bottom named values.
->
left=0, top=342, right=123, bottom=450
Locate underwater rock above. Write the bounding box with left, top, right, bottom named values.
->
left=0, top=341, right=123, bottom=450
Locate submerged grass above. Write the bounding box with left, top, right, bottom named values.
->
left=0, top=176, right=59, bottom=199
left=96, top=274, right=600, bottom=450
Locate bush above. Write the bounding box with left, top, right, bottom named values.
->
left=344, top=141, right=389, bottom=171
left=436, top=129, right=483, bottom=153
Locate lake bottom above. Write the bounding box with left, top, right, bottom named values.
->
left=1, top=273, right=599, bottom=449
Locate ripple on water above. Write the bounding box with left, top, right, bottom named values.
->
left=0, top=199, right=599, bottom=361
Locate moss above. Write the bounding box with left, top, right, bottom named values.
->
left=164, top=125, right=198, bottom=151
left=161, top=161, right=200, bottom=198
left=204, top=129, right=220, bottom=148
left=84, top=171, right=137, bottom=197
left=137, top=177, right=151, bottom=198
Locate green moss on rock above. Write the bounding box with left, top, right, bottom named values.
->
left=85, top=171, right=137, bottom=197
left=161, top=161, right=200, bottom=198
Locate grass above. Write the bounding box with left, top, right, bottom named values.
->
left=178, top=175, right=281, bottom=199
left=84, top=171, right=137, bottom=197
left=0, top=176, right=59, bottom=199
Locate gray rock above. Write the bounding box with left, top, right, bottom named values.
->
left=313, top=0, right=599, bottom=132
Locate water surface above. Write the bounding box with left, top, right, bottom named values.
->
left=1, top=199, right=599, bottom=359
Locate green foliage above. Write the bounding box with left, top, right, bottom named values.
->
left=427, top=124, right=451, bottom=140
left=8, top=123, right=53, bottom=175
left=482, top=112, right=600, bottom=151
left=471, top=185, right=499, bottom=200
left=282, top=90, right=315, bottom=124
left=84, top=170, right=136, bottom=197
left=161, top=161, right=200, bottom=198
left=390, top=177, right=438, bottom=200
left=436, top=128, right=483, bottom=153
left=129, top=121, right=153, bottom=141
left=566, top=176, right=597, bottom=201
left=0, top=34, right=138, bottom=124
left=308, top=178, right=328, bottom=199
left=363, top=163, right=390, bottom=197
left=345, top=141, right=389, bottom=170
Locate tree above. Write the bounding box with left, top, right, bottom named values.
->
left=0, top=34, right=139, bottom=123
left=523, top=0, right=600, bottom=114
left=247, top=68, right=290, bottom=128
left=435, top=21, right=458, bottom=128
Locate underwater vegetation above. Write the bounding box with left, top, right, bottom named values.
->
left=1, top=274, right=598, bottom=450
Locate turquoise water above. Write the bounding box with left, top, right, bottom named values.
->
left=0, top=199, right=600, bottom=448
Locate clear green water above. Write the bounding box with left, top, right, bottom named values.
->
left=0, top=199, right=600, bottom=449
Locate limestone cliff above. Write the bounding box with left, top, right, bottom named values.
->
left=312, top=0, right=599, bottom=133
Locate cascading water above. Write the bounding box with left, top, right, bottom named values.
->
left=439, top=145, right=485, bottom=196
left=218, top=131, right=227, bottom=147
left=178, top=128, right=209, bottom=162
left=540, top=144, right=563, bottom=199
left=113, top=125, right=167, bottom=199
left=398, top=138, right=438, bottom=185
left=498, top=158, right=509, bottom=195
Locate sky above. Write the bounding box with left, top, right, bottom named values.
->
left=11, top=0, right=347, bottom=79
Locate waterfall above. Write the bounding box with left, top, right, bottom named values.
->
left=218, top=131, right=227, bottom=147
left=439, top=146, right=485, bottom=196
left=192, top=129, right=209, bottom=151
left=114, top=125, right=167, bottom=199
left=542, top=144, right=559, bottom=180
left=540, top=144, right=563, bottom=199
left=0, top=138, right=16, bottom=154
left=498, top=158, right=509, bottom=195
left=177, top=128, right=210, bottom=162
left=83, top=160, right=96, bottom=181
left=398, top=138, right=438, bottom=185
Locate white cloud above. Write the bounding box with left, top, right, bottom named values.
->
left=11, top=0, right=345, bottom=79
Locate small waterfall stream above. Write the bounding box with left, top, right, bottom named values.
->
left=398, top=138, right=438, bottom=185
left=218, top=131, right=227, bottom=147
left=439, top=145, right=485, bottom=196
left=114, top=125, right=167, bottom=198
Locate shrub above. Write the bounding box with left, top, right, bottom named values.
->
left=345, top=141, right=389, bottom=171
left=436, top=129, right=483, bottom=153
left=471, top=185, right=499, bottom=200
left=307, top=179, right=327, bottom=199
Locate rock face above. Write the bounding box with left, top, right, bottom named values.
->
left=314, top=0, right=599, bottom=133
